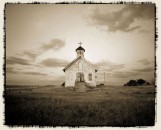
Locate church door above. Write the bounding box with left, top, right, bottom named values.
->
left=76, top=73, right=84, bottom=82
left=80, top=74, right=84, bottom=82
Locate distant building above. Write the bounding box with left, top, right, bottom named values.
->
left=63, top=43, right=97, bottom=87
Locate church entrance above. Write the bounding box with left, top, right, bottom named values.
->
left=76, top=73, right=84, bottom=82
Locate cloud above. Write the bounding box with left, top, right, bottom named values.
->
left=97, top=70, right=139, bottom=79
left=20, top=39, right=66, bottom=60
left=137, top=59, right=153, bottom=65
left=23, top=51, right=39, bottom=59
left=95, top=60, right=154, bottom=80
left=112, top=71, right=139, bottom=78
left=6, top=67, right=19, bottom=74
left=89, top=4, right=154, bottom=32
left=6, top=56, right=31, bottom=66
left=133, top=66, right=154, bottom=72
left=95, top=60, right=125, bottom=71
left=40, top=58, right=69, bottom=67
left=40, top=39, right=65, bottom=51
left=23, top=72, right=47, bottom=76
left=125, top=26, right=141, bottom=32
left=6, top=66, right=47, bottom=76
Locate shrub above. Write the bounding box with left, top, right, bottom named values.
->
left=61, top=82, right=65, bottom=86
left=124, top=79, right=150, bottom=86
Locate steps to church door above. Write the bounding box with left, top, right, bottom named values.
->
left=75, top=81, right=86, bottom=92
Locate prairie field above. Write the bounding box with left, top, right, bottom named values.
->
left=5, top=85, right=155, bottom=126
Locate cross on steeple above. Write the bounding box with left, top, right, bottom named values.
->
left=78, top=42, right=82, bottom=46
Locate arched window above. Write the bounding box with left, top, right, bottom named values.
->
left=78, top=61, right=83, bottom=71
left=88, top=73, right=92, bottom=81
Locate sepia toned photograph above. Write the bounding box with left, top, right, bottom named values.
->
left=5, top=3, right=156, bottom=126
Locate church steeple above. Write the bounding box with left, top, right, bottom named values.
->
left=76, top=42, right=85, bottom=57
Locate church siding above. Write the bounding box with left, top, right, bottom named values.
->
left=65, top=57, right=96, bottom=87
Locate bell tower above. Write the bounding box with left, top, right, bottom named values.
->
left=76, top=42, right=85, bottom=57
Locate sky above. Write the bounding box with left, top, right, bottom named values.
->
left=6, top=4, right=155, bottom=86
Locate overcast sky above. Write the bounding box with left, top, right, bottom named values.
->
left=6, top=4, right=155, bottom=86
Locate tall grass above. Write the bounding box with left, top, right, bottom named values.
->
left=5, top=93, right=155, bottom=126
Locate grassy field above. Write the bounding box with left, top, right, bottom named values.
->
left=5, top=85, right=155, bottom=126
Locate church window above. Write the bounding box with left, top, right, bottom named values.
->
left=78, top=61, right=83, bottom=71
left=88, top=73, right=92, bottom=81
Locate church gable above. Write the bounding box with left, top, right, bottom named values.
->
left=63, top=56, right=97, bottom=72
left=63, top=56, right=81, bottom=72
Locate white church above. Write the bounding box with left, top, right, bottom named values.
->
left=63, top=43, right=97, bottom=87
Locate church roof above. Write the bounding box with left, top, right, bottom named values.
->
left=63, top=56, right=97, bottom=72
left=76, top=46, right=85, bottom=52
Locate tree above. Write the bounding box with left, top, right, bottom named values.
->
left=61, top=82, right=65, bottom=86
left=125, top=80, right=137, bottom=86
left=124, top=79, right=151, bottom=86
left=137, top=79, right=146, bottom=85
